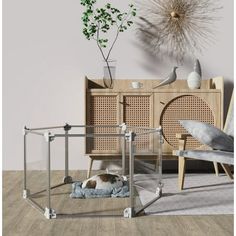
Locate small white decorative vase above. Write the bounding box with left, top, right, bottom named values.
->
left=187, top=71, right=201, bottom=89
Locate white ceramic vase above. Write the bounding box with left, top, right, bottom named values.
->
left=187, top=71, right=201, bottom=89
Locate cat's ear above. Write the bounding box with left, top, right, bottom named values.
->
left=122, top=176, right=128, bottom=181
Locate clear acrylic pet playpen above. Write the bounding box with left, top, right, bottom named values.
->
left=23, top=123, right=163, bottom=219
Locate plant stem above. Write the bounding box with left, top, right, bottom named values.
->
left=96, top=23, right=107, bottom=61
left=106, top=29, right=120, bottom=61
left=104, top=59, right=113, bottom=88
left=96, top=23, right=113, bottom=88
left=106, top=10, right=132, bottom=61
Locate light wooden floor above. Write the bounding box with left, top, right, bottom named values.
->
left=3, top=171, right=233, bottom=236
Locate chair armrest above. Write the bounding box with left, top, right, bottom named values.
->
left=173, top=133, right=192, bottom=154
left=172, top=150, right=179, bottom=156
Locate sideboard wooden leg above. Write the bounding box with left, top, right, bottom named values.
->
left=87, top=157, right=94, bottom=179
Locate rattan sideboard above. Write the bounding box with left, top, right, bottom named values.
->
left=85, top=76, right=224, bottom=177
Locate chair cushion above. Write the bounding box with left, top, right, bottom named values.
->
left=179, top=120, right=234, bottom=152
left=175, top=150, right=234, bottom=165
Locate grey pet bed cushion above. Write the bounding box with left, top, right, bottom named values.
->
left=70, top=181, right=129, bottom=199
left=179, top=120, right=234, bottom=152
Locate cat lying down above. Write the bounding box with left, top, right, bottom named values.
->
left=70, top=173, right=129, bottom=198
left=82, top=173, right=126, bottom=191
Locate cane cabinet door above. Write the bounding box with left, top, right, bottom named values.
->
left=154, top=91, right=222, bottom=154
left=120, top=93, right=154, bottom=153
left=86, top=92, right=120, bottom=154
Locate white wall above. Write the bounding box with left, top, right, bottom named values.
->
left=3, top=0, right=234, bottom=170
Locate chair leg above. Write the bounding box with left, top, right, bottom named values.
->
left=213, top=162, right=219, bottom=176
left=221, top=164, right=234, bottom=180
left=178, top=156, right=186, bottom=190
left=87, top=157, right=94, bottom=179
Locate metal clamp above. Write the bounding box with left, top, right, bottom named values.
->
left=123, top=207, right=135, bottom=218
left=155, top=187, right=162, bottom=196
left=155, top=126, right=162, bottom=132
left=125, top=131, right=136, bottom=142
left=22, top=126, right=29, bottom=135
left=23, top=189, right=30, bottom=199
left=119, top=123, right=127, bottom=132
left=44, top=208, right=56, bottom=219
left=160, top=136, right=164, bottom=144
left=64, top=123, right=71, bottom=131
left=44, top=132, right=55, bottom=142
left=157, top=126, right=164, bottom=144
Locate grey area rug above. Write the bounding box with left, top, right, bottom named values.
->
left=134, top=173, right=234, bottom=215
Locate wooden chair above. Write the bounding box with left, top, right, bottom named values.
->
left=173, top=91, right=234, bottom=190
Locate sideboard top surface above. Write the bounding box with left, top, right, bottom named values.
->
left=85, top=77, right=223, bottom=93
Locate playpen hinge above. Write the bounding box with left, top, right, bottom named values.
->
left=44, top=132, right=55, bottom=142
left=23, top=189, right=30, bottom=199
left=44, top=208, right=57, bottom=219
left=123, top=207, right=135, bottom=218
left=64, top=123, right=71, bottom=131
left=119, top=123, right=127, bottom=132
left=22, top=126, right=29, bottom=135
left=125, top=132, right=136, bottom=142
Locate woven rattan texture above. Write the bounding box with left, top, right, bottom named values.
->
left=88, top=95, right=118, bottom=152
left=123, top=96, right=151, bottom=151
left=160, top=95, right=215, bottom=149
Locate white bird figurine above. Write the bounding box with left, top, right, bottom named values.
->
left=153, top=66, right=178, bottom=89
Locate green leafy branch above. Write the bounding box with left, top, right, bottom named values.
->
left=81, top=0, right=136, bottom=62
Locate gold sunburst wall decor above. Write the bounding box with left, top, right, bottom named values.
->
left=137, top=0, right=222, bottom=62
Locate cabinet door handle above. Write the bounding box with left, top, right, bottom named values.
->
left=119, top=101, right=129, bottom=106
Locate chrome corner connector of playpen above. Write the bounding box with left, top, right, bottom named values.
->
left=23, top=124, right=163, bottom=219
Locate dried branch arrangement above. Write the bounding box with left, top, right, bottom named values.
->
left=137, top=0, right=222, bottom=62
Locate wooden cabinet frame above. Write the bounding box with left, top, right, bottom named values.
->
left=84, top=77, right=224, bottom=177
